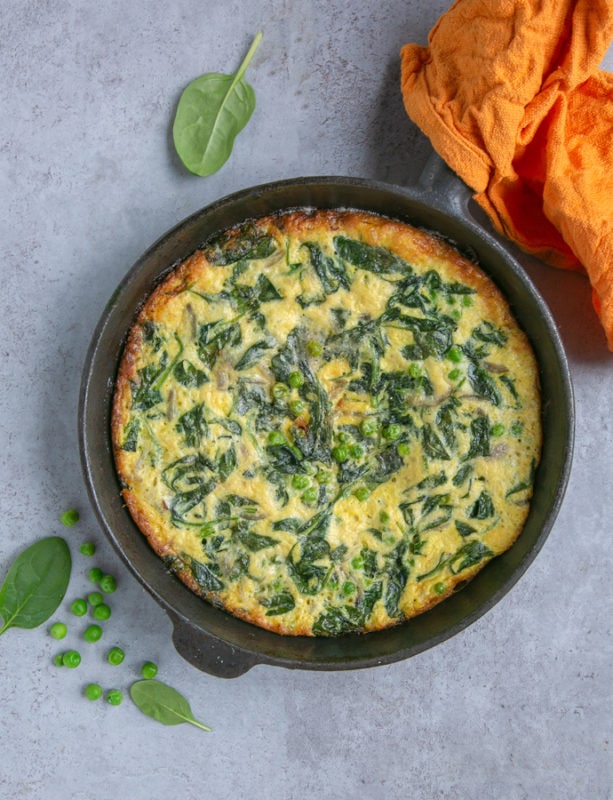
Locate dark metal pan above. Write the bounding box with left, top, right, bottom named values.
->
left=79, top=156, right=574, bottom=677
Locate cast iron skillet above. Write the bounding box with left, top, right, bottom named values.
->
left=79, top=156, right=574, bottom=678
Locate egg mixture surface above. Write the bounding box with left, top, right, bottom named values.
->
left=112, top=209, right=542, bottom=636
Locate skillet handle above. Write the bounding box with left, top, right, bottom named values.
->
left=415, top=148, right=474, bottom=218
left=169, top=612, right=260, bottom=678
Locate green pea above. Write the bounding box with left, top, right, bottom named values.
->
left=302, top=487, right=319, bottom=504
left=342, top=581, right=356, bottom=596
left=331, top=445, right=349, bottom=463
left=452, top=309, right=462, bottom=321
left=351, top=556, right=364, bottom=569
left=306, top=340, right=323, bottom=357
left=353, top=486, right=370, bottom=502
left=359, top=418, right=377, bottom=437
left=462, top=295, right=474, bottom=307
left=382, top=424, right=401, bottom=441
left=511, top=422, right=524, bottom=437
left=447, top=345, right=462, bottom=363
left=315, top=470, right=332, bottom=485
left=99, top=575, right=117, bottom=594
left=272, top=382, right=289, bottom=400
left=93, top=603, right=111, bottom=621
left=85, top=683, right=103, bottom=701
left=433, top=582, right=447, bottom=595
left=88, top=567, right=103, bottom=584
left=491, top=423, right=506, bottom=437
left=49, top=622, right=67, bottom=640
left=288, top=399, right=305, bottom=416
left=291, top=474, right=310, bottom=490
left=348, top=443, right=364, bottom=459
left=53, top=653, right=64, bottom=667
left=106, top=689, right=123, bottom=706
left=379, top=510, right=390, bottom=524
left=397, top=442, right=411, bottom=457
left=62, top=650, right=81, bottom=669
left=70, top=599, right=88, bottom=617
left=107, top=647, right=125, bottom=666
left=408, top=363, right=421, bottom=378
left=288, top=370, right=304, bottom=388
left=141, top=661, right=158, bottom=680
left=79, top=542, right=96, bottom=556
left=88, top=591, right=104, bottom=607
left=336, top=431, right=350, bottom=443
left=60, top=509, right=79, bottom=527
left=84, top=624, right=103, bottom=643
left=267, top=430, right=285, bottom=446
left=448, top=368, right=461, bottom=380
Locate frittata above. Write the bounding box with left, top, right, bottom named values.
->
left=112, top=209, right=541, bottom=636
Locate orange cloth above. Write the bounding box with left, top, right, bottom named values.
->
left=400, top=0, right=613, bottom=350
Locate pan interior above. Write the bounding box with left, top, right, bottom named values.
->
left=80, top=177, right=573, bottom=670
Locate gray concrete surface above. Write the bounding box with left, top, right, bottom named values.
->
left=1, top=2, right=611, bottom=798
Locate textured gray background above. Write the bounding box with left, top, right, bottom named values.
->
left=1, top=2, right=611, bottom=798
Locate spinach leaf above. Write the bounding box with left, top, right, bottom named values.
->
left=383, top=542, right=409, bottom=618
left=288, top=536, right=331, bottom=595
left=261, top=590, right=295, bottom=616
left=184, top=554, right=225, bottom=592
left=384, top=307, right=456, bottom=359
left=0, top=537, right=72, bottom=634
left=464, top=416, right=491, bottom=460
left=334, top=236, right=411, bottom=275
left=422, top=424, right=451, bottom=461
left=173, top=32, right=262, bottom=177
left=235, top=527, right=278, bottom=552
left=467, top=491, right=495, bottom=519
left=173, top=359, right=208, bottom=388
left=234, top=339, right=272, bottom=371
left=130, top=679, right=211, bottom=731
left=197, top=320, right=242, bottom=368
left=121, top=418, right=140, bottom=451
left=312, top=605, right=364, bottom=636
left=302, top=242, right=350, bottom=297
left=203, top=224, right=276, bottom=266
left=217, top=444, right=237, bottom=483
left=466, top=361, right=501, bottom=405
left=175, top=404, right=208, bottom=448
left=417, top=540, right=493, bottom=582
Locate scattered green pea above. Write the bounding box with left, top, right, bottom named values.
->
left=291, top=474, right=310, bottom=490
left=288, top=399, right=305, bottom=416
left=84, top=624, right=103, bottom=643
left=79, top=542, right=96, bottom=556
left=62, top=650, right=81, bottom=669
left=379, top=510, right=390, bottom=524
left=306, top=339, right=323, bottom=357
left=434, top=582, right=447, bottom=595
left=70, top=599, right=88, bottom=617
left=288, top=370, right=304, bottom=388
left=302, top=487, right=319, bottom=504
left=141, top=661, right=158, bottom=680
left=491, top=423, right=506, bottom=437
left=99, top=575, right=117, bottom=594
left=53, top=653, right=65, bottom=666
left=382, top=423, right=401, bottom=441
left=353, top=486, right=371, bottom=502
left=93, top=603, right=111, bottom=621
left=331, top=445, right=348, bottom=463
left=267, top=430, right=285, bottom=446
left=511, top=422, right=524, bottom=437
left=448, top=368, right=461, bottom=381
left=88, top=567, right=104, bottom=583
left=272, top=382, right=289, bottom=400
left=348, top=443, right=364, bottom=459
left=359, top=419, right=377, bottom=436
left=447, top=345, right=463, bottom=363
left=88, top=591, right=104, bottom=607
left=107, top=646, right=125, bottom=666
left=336, top=431, right=350, bottom=444
left=342, top=581, right=356, bottom=596
left=408, top=363, right=421, bottom=378
left=351, top=556, right=364, bottom=569
left=106, top=689, right=123, bottom=706
left=315, top=470, right=332, bottom=485
left=462, top=294, right=474, bottom=307
left=60, top=509, right=79, bottom=527
left=49, top=622, right=67, bottom=640
left=85, top=683, right=103, bottom=701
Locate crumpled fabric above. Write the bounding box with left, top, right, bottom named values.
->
left=400, top=0, right=613, bottom=350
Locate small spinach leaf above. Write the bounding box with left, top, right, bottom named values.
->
left=130, top=679, right=211, bottom=731
left=0, top=537, right=71, bottom=635
left=173, top=32, right=262, bottom=177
